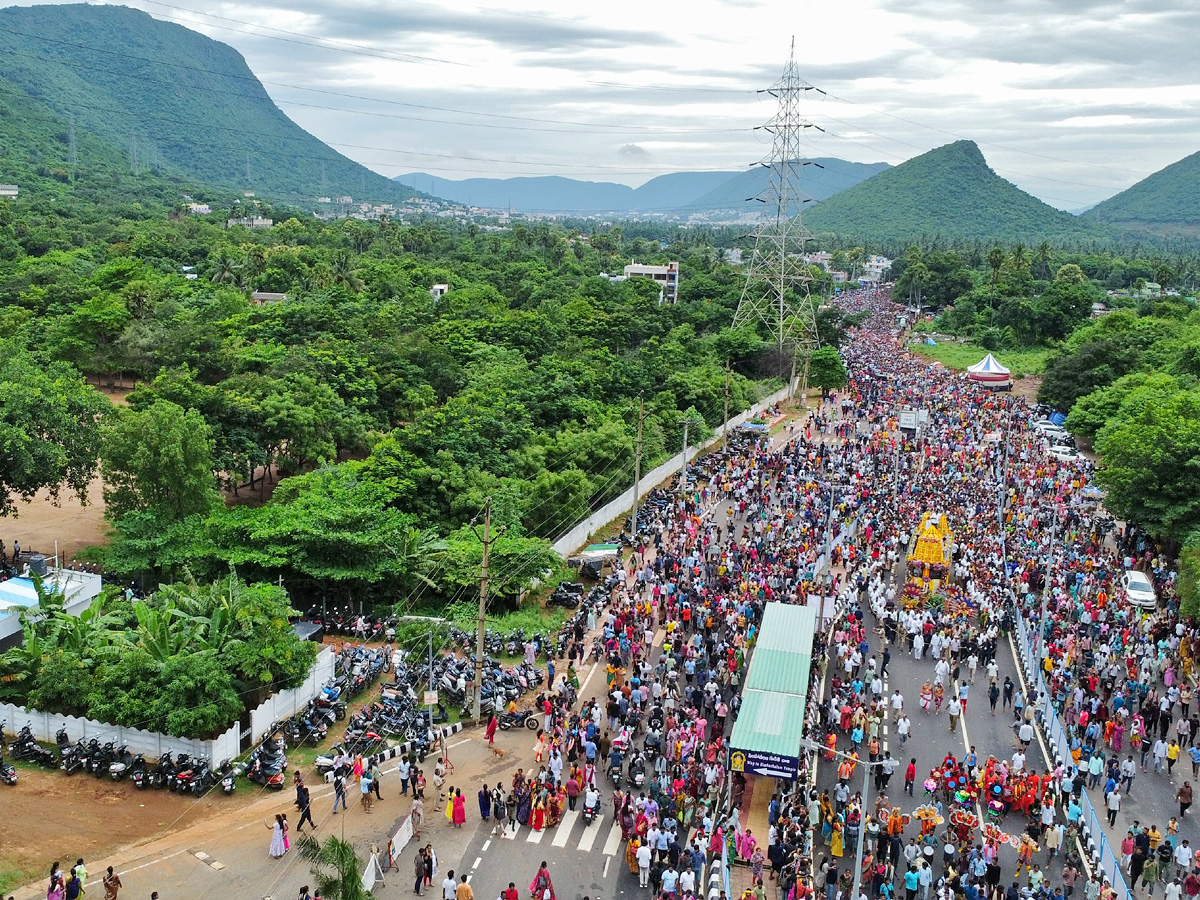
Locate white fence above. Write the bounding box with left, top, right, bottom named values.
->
left=0, top=701, right=241, bottom=765
left=550, top=383, right=794, bottom=557
left=249, top=646, right=336, bottom=742
left=0, top=646, right=336, bottom=765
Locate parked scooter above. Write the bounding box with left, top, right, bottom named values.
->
left=130, top=754, right=149, bottom=789
left=0, top=748, right=17, bottom=786
left=109, top=744, right=134, bottom=780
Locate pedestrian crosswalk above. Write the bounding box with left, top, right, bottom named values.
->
left=496, top=810, right=624, bottom=856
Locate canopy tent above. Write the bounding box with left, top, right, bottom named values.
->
left=966, top=353, right=1012, bottom=388
left=729, top=602, right=816, bottom=780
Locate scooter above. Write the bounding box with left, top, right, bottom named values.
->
left=109, top=744, right=134, bottom=780
left=219, top=760, right=238, bottom=794
left=581, top=794, right=600, bottom=825
left=130, top=755, right=149, bottom=789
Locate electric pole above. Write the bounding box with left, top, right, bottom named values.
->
left=631, top=396, right=644, bottom=539
left=679, top=414, right=703, bottom=496
left=722, top=364, right=731, bottom=450
left=732, top=38, right=823, bottom=398
left=469, top=498, right=505, bottom=719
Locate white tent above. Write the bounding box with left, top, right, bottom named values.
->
left=966, top=353, right=1012, bottom=387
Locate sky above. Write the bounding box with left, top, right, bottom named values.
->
left=20, top=0, right=1200, bottom=209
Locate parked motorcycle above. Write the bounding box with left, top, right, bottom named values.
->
left=109, top=744, right=134, bottom=780
left=130, top=754, right=149, bottom=789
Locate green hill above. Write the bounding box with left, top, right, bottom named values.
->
left=0, top=4, right=417, bottom=203
left=802, top=140, right=1096, bottom=242
left=1083, top=150, right=1200, bottom=237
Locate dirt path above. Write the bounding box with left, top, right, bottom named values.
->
left=4, top=475, right=110, bottom=562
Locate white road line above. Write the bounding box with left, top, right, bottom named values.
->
left=553, top=809, right=579, bottom=846
left=473, top=857, right=482, bottom=869
left=118, top=850, right=189, bottom=876
left=579, top=661, right=601, bottom=699
left=448, top=738, right=470, bottom=749
left=525, top=826, right=546, bottom=843
left=501, top=825, right=521, bottom=840
left=601, top=822, right=624, bottom=856
left=482, top=840, right=491, bottom=851
left=577, top=815, right=604, bottom=852
left=603, top=858, right=611, bottom=878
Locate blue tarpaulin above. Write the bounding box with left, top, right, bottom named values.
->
left=1049, top=412, right=1067, bottom=426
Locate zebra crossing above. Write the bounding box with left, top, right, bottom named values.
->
left=497, top=810, right=625, bottom=856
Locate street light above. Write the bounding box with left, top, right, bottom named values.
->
left=799, top=738, right=887, bottom=900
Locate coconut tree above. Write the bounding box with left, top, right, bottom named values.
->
left=297, top=835, right=370, bottom=900
left=1032, top=242, right=1053, bottom=280
left=986, top=247, right=1005, bottom=289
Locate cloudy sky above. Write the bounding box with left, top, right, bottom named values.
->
left=27, top=0, right=1200, bottom=208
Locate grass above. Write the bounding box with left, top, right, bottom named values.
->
left=0, top=862, right=37, bottom=893
left=909, top=340, right=1053, bottom=377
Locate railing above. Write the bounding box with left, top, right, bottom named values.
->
left=1011, top=615, right=1130, bottom=899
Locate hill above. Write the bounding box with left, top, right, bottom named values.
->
left=394, top=160, right=885, bottom=216
left=0, top=4, right=417, bottom=203
left=687, top=158, right=891, bottom=213
left=394, top=171, right=740, bottom=213
left=802, top=140, right=1096, bottom=242
left=1083, top=150, right=1200, bottom=236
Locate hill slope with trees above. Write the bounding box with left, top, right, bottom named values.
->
left=0, top=4, right=417, bottom=203
left=1083, top=150, right=1200, bottom=236
left=803, top=141, right=1097, bottom=242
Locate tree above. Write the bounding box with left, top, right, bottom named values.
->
left=101, top=399, right=219, bottom=523
left=1095, top=386, right=1200, bottom=541
left=297, top=836, right=370, bottom=900
left=0, top=342, right=112, bottom=516
left=808, top=346, right=848, bottom=397
left=1033, top=242, right=1054, bottom=280
left=986, top=247, right=1005, bottom=289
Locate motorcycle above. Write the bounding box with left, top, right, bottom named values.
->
left=167, top=753, right=192, bottom=792
left=0, top=749, right=16, bottom=786
left=581, top=794, right=600, bottom=825
left=189, top=757, right=215, bottom=796
left=61, top=740, right=89, bottom=775
left=498, top=709, right=540, bottom=731
left=219, top=760, right=238, bottom=794
left=150, top=751, right=174, bottom=789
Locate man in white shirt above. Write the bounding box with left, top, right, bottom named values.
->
left=442, top=871, right=458, bottom=900
left=636, top=842, right=652, bottom=887
left=891, top=690, right=905, bottom=723
left=896, top=714, right=911, bottom=746
left=678, top=868, right=695, bottom=895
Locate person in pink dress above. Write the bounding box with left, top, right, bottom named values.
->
left=451, top=788, right=466, bottom=828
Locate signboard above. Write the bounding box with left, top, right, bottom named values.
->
left=423, top=690, right=438, bottom=705
left=729, top=748, right=799, bottom=780
left=918, top=409, right=929, bottom=424
left=898, top=410, right=918, bottom=431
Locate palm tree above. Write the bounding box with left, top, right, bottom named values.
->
left=297, top=835, right=370, bottom=900
left=210, top=253, right=240, bottom=284
left=385, top=525, right=448, bottom=600
left=1008, top=243, right=1029, bottom=272
left=1033, top=242, right=1053, bottom=280
left=986, top=247, right=1005, bottom=288
left=329, top=251, right=364, bottom=292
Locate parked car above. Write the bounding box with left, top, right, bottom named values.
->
left=1122, top=569, right=1158, bottom=609
left=1049, top=445, right=1080, bottom=462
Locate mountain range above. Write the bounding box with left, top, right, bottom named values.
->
left=0, top=4, right=416, bottom=203
left=395, top=158, right=890, bottom=216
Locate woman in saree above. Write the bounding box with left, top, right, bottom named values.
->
left=830, top=816, right=845, bottom=858
left=625, top=836, right=641, bottom=875
left=546, top=786, right=565, bottom=828
left=634, top=808, right=649, bottom=841
left=515, top=782, right=533, bottom=826
left=528, top=862, right=554, bottom=900
left=620, top=794, right=636, bottom=840
left=530, top=796, right=546, bottom=831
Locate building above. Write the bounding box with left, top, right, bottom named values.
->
left=430, top=283, right=449, bottom=300
left=187, top=202, right=211, bottom=215
left=227, top=216, right=274, bottom=229
left=0, top=184, right=17, bottom=198
left=623, top=260, right=680, bottom=303
left=251, top=291, right=288, bottom=304
left=0, top=566, right=103, bottom=648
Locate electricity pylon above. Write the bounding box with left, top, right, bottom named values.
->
left=732, top=39, right=823, bottom=400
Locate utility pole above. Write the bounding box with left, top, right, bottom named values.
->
left=469, top=498, right=505, bottom=719
left=428, top=627, right=434, bottom=725
left=722, top=364, right=731, bottom=450
left=632, top=396, right=645, bottom=539
left=679, top=415, right=703, bottom=496
left=1037, top=507, right=1058, bottom=660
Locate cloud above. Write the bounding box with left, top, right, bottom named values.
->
left=617, top=143, right=651, bottom=160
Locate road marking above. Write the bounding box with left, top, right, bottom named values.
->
left=602, top=822, right=624, bottom=856
left=482, top=840, right=491, bottom=851
left=501, top=825, right=521, bottom=840
left=579, top=661, right=601, bottom=699
left=553, top=809, right=579, bottom=846
left=473, top=857, right=482, bottom=869
left=525, top=826, right=545, bottom=843
left=603, top=857, right=611, bottom=878
left=577, top=815, right=604, bottom=852
left=448, top=738, right=470, bottom=749
left=118, top=850, right=189, bottom=875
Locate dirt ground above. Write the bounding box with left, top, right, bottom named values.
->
left=5, top=475, right=111, bottom=563
left=0, top=762, right=247, bottom=890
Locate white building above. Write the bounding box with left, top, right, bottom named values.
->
left=430, top=283, right=449, bottom=299
left=227, top=216, right=274, bottom=229
left=0, top=567, right=104, bottom=647
left=0, top=185, right=18, bottom=198
left=623, top=260, right=679, bottom=303
left=187, top=202, right=211, bottom=215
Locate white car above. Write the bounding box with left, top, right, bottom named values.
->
left=1122, top=570, right=1158, bottom=609
left=1049, top=445, right=1080, bottom=462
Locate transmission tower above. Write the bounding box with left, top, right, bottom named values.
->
left=732, top=39, right=823, bottom=399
